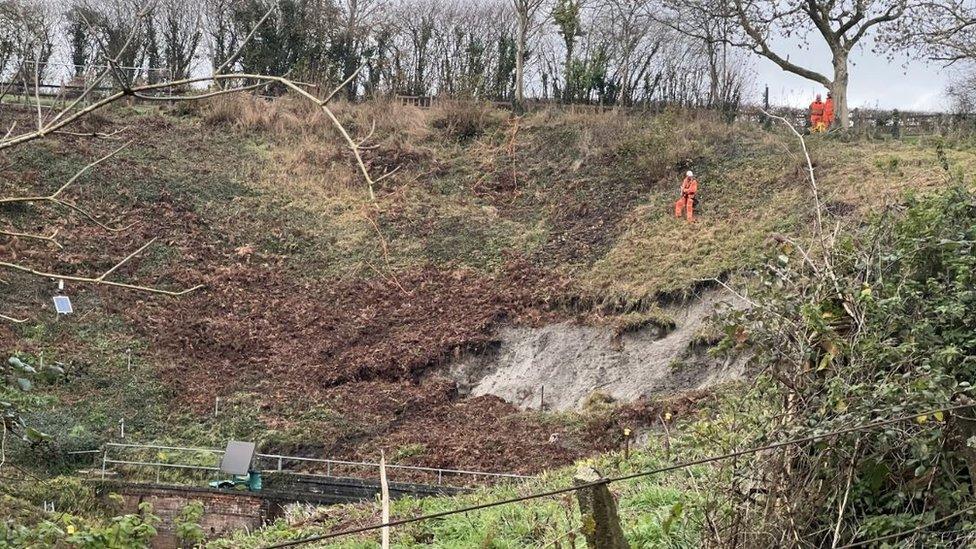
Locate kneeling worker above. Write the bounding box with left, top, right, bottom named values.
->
left=674, top=170, right=698, bottom=222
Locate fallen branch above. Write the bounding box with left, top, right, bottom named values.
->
left=213, top=3, right=277, bottom=77
left=53, top=127, right=129, bottom=139
left=1, top=73, right=391, bottom=203
left=0, top=237, right=203, bottom=297
left=759, top=108, right=826, bottom=252
left=0, top=142, right=132, bottom=232
left=324, top=65, right=365, bottom=104
left=0, top=228, right=61, bottom=249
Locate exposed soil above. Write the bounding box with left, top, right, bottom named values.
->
left=118, top=257, right=619, bottom=471
left=445, top=289, right=747, bottom=411
left=0, top=105, right=737, bottom=475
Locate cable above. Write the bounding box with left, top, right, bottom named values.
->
left=265, top=403, right=974, bottom=548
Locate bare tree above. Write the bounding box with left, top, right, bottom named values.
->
left=0, top=0, right=56, bottom=102
left=336, top=0, right=385, bottom=99
left=597, top=0, right=661, bottom=106
left=945, top=70, right=976, bottom=113
left=156, top=0, right=203, bottom=80
left=512, top=0, right=547, bottom=106
left=77, top=0, right=153, bottom=84
left=892, top=0, right=976, bottom=65
left=661, top=0, right=911, bottom=128
left=203, top=0, right=239, bottom=70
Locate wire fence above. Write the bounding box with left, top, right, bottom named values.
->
left=94, top=442, right=534, bottom=489
left=2, top=68, right=973, bottom=139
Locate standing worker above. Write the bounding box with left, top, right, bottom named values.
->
left=809, top=94, right=825, bottom=133
left=674, top=171, right=698, bottom=223
left=823, top=92, right=835, bottom=130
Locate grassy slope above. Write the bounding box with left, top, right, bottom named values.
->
left=2, top=99, right=973, bottom=479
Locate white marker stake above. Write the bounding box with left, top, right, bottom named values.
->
left=380, top=450, right=390, bottom=549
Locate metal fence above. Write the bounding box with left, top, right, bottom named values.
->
left=97, top=442, right=534, bottom=488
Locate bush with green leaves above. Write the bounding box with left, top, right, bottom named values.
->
left=0, top=501, right=160, bottom=548
left=710, top=186, right=976, bottom=545
left=1, top=355, right=63, bottom=445
left=175, top=501, right=206, bottom=548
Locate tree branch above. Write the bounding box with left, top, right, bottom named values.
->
left=213, top=3, right=277, bottom=76
left=0, top=242, right=204, bottom=297
left=732, top=0, right=833, bottom=86
left=324, top=64, right=365, bottom=104
left=0, top=142, right=133, bottom=232
left=0, top=229, right=61, bottom=249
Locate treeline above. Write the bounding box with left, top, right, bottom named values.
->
left=0, top=0, right=745, bottom=109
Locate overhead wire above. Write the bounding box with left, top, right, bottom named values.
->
left=266, top=402, right=974, bottom=548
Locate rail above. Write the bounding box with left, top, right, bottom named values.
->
left=98, top=442, right=534, bottom=487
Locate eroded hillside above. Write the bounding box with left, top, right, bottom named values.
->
left=2, top=99, right=971, bottom=473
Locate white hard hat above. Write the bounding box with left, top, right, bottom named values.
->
left=686, top=170, right=694, bottom=177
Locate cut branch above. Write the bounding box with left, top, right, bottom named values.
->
left=324, top=65, right=365, bottom=104
left=0, top=243, right=204, bottom=297
left=0, top=143, right=132, bottom=232
left=213, top=3, right=277, bottom=76
left=0, top=229, right=61, bottom=249
left=1, top=74, right=392, bottom=203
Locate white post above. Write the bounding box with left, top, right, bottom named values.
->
left=380, top=451, right=390, bottom=549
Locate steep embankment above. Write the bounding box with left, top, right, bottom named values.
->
left=2, top=99, right=972, bottom=474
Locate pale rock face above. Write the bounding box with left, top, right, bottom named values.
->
left=444, top=290, right=749, bottom=411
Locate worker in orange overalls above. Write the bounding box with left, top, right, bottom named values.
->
left=810, top=94, right=825, bottom=133
left=674, top=170, right=698, bottom=222
left=823, top=92, right=835, bottom=130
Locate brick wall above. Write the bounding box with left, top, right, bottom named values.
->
left=101, top=484, right=268, bottom=548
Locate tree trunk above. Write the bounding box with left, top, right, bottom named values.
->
left=564, top=42, right=574, bottom=103
left=515, top=19, right=526, bottom=109
left=830, top=51, right=850, bottom=130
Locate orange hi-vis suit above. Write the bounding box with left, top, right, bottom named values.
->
left=674, top=175, right=698, bottom=222
left=823, top=95, right=835, bottom=128
left=810, top=96, right=825, bottom=132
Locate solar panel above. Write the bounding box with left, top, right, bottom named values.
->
left=220, top=441, right=256, bottom=476
left=52, top=296, right=73, bottom=315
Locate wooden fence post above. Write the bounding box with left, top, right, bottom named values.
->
left=574, top=465, right=629, bottom=549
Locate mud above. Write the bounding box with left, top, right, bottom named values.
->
left=446, top=290, right=747, bottom=411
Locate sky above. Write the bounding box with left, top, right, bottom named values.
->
left=752, top=38, right=960, bottom=111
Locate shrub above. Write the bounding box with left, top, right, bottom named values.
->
left=430, top=100, right=503, bottom=141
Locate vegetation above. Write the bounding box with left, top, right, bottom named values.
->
left=2, top=94, right=976, bottom=546
left=702, top=185, right=976, bottom=545
left=214, top=185, right=976, bottom=547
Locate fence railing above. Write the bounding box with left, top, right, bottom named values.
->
left=97, top=442, right=534, bottom=488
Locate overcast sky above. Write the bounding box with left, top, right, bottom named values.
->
left=751, top=38, right=960, bottom=111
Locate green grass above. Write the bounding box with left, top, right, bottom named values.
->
left=209, top=444, right=705, bottom=548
